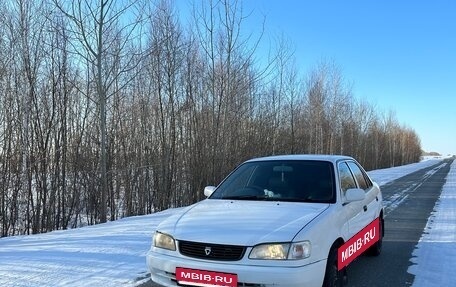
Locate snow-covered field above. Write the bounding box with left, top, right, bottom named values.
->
left=0, top=209, right=179, bottom=287
left=0, top=157, right=453, bottom=287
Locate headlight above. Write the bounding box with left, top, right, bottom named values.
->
left=249, top=243, right=289, bottom=259
left=153, top=231, right=176, bottom=251
left=249, top=241, right=311, bottom=260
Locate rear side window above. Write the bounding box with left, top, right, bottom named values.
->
left=347, top=161, right=372, bottom=190
left=338, top=162, right=357, bottom=193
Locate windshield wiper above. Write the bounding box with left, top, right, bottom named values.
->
left=222, top=195, right=268, bottom=200
left=279, top=197, right=331, bottom=203
left=222, top=195, right=327, bottom=203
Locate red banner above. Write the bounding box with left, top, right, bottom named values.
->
left=176, top=267, right=238, bottom=287
left=338, top=217, right=380, bottom=270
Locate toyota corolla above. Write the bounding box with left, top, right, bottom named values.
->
left=146, top=154, right=384, bottom=287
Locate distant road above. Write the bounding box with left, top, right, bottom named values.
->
left=139, top=159, right=454, bottom=287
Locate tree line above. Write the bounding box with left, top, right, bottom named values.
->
left=0, top=0, right=421, bottom=237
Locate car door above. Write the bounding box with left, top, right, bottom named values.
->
left=338, top=161, right=373, bottom=237
left=346, top=161, right=380, bottom=223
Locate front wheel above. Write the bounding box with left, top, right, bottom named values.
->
left=366, top=217, right=383, bottom=256
left=322, top=246, right=347, bottom=287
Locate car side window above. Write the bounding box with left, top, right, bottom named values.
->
left=347, top=161, right=373, bottom=191
left=338, top=162, right=357, bottom=194
left=347, top=162, right=368, bottom=190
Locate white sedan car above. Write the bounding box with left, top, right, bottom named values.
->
left=147, top=155, right=384, bottom=287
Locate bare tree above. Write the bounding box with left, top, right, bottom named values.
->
left=192, top=0, right=264, bottom=182
left=53, top=0, right=147, bottom=222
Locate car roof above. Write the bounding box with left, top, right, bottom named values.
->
left=245, top=154, right=355, bottom=164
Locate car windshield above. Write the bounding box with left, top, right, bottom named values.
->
left=210, top=160, right=336, bottom=203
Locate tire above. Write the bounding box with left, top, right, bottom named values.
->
left=366, top=217, right=383, bottom=256
left=322, top=246, right=347, bottom=287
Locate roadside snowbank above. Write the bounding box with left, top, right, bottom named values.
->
left=408, top=160, right=456, bottom=286
left=367, top=158, right=444, bottom=186
left=0, top=208, right=178, bottom=287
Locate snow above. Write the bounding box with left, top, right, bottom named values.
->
left=366, top=157, right=444, bottom=186
left=367, top=158, right=448, bottom=215
left=0, top=157, right=453, bottom=286
left=0, top=208, right=180, bottom=287
left=408, top=159, right=456, bottom=286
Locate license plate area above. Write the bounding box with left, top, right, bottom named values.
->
left=176, top=267, right=238, bottom=287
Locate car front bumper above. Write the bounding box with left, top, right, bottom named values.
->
left=146, top=249, right=326, bottom=287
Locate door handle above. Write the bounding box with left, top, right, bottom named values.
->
left=363, top=205, right=368, bottom=212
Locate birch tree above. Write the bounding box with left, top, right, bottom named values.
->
left=53, top=0, right=147, bottom=222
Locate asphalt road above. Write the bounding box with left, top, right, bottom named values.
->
left=140, top=158, right=454, bottom=287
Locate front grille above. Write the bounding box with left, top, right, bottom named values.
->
left=178, top=240, right=246, bottom=261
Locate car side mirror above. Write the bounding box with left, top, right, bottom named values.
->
left=204, top=186, right=216, bottom=197
left=345, top=188, right=366, bottom=203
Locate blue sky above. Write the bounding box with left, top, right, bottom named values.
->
left=178, top=0, right=455, bottom=155
left=241, top=0, right=456, bottom=155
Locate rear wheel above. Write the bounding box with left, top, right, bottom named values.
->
left=322, top=246, right=347, bottom=287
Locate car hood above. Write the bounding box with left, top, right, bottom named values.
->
left=156, top=199, right=329, bottom=246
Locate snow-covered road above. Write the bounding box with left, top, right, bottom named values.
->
left=0, top=157, right=453, bottom=287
